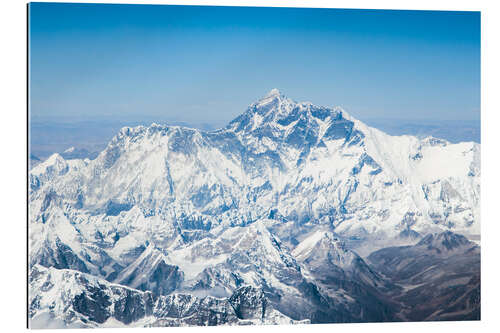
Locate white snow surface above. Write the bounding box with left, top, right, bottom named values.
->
left=28, top=89, right=480, bottom=328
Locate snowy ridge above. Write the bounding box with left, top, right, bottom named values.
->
left=29, top=265, right=305, bottom=328
left=113, top=244, right=184, bottom=295
left=28, top=89, right=480, bottom=327
left=292, top=230, right=357, bottom=269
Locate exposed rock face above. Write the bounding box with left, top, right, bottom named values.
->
left=28, top=90, right=480, bottom=327
left=368, top=232, right=480, bottom=321
left=229, top=286, right=268, bottom=320
left=29, top=265, right=306, bottom=328
left=113, top=245, right=184, bottom=296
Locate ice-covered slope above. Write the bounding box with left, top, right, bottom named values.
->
left=113, top=244, right=184, bottom=295
left=169, top=220, right=335, bottom=321
left=29, top=265, right=304, bottom=328
left=28, top=89, right=480, bottom=326
left=292, top=230, right=387, bottom=288
left=29, top=89, right=479, bottom=242
left=291, top=230, right=399, bottom=321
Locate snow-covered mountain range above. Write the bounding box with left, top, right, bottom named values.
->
left=28, top=89, right=480, bottom=327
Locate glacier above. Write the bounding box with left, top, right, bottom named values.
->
left=28, top=89, right=480, bottom=327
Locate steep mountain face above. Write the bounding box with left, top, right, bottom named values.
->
left=292, top=230, right=393, bottom=292
left=29, top=265, right=305, bottom=328
left=291, top=230, right=400, bottom=322
left=113, top=244, right=184, bottom=296
left=28, top=89, right=480, bottom=327
left=169, top=220, right=361, bottom=323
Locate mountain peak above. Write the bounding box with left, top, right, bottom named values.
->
left=264, top=88, right=283, bottom=98
left=224, top=89, right=367, bottom=150
left=292, top=230, right=358, bottom=269
left=252, top=88, right=291, bottom=108
left=417, top=231, right=473, bottom=252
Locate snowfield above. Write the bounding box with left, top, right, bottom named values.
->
left=28, top=89, right=480, bottom=327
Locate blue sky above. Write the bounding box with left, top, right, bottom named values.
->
left=29, top=3, right=480, bottom=124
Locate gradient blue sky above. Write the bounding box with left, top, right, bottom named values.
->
left=29, top=3, right=480, bottom=124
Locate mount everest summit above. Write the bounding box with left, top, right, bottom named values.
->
left=28, top=89, right=480, bottom=327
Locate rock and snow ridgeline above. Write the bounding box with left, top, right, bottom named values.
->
left=28, top=89, right=481, bottom=327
